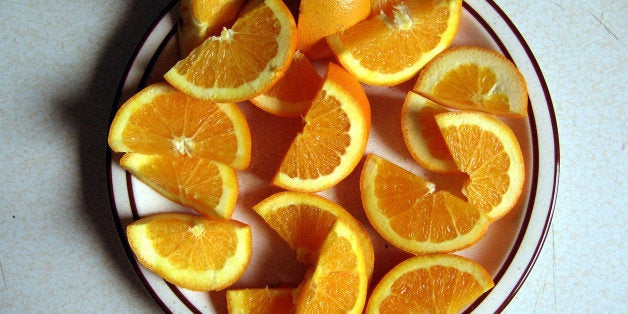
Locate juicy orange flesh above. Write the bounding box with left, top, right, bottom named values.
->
left=298, top=233, right=360, bottom=312
left=227, top=289, right=294, bottom=313
left=418, top=106, right=452, bottom=160
left=279, top=90, right=351, bottom=179
left=374, top=160, right=481, bottom=242
left=431, top=64, right=511, bottom=113
left=263, top=204, right=337, bottom=264
left=174, top=4, right=280, bottom=88
left=439, top=124, right=510, bottom=213
left=338, top=2, right=451, bottom=73
left=120, top=92, right=238, bottom=161
left=378, top=265, right=487, bottom=313
left=264, top=52, right=322, bottom=103
left=147, top=218, right=237, bottom=270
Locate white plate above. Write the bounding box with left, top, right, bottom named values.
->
left=107, top=1, right=560, bottom=312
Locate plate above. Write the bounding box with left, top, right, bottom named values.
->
left=107, top=1, right=559, bottom=312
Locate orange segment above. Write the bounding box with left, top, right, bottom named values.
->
left=272, top=62, right=371, bottom=192
left=108, top=82, right=251, bottom=170
left=249, top=51, right=323, bottom=117
left=226, top=287, right=294, bottom=313
left=296, top=0, right=371, bottom=60
left=401, top=91, right=456, bottom=173
left=360, top=154, right=490, bottom=254
left=294, top=220, right=369, bottom=314
left=177, top=0, right=245, bottom=57
left=326, top=0, right=462, bottom=86
left=414, top=46, right=529, bottom=117
left=164, top=0, right=297, bottom=102
left=252, top=191, right=374, bottom=278
left=435, top=111, right=525, bottom=220
left=365, top=254, right=494, bottom=313
left=120, top=153, right=238, bottom=219
left=126, top=213, right=252, bottom=291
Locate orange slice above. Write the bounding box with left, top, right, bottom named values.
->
left=401, top=91, right=456, bottom=173
left=120, top=153, right=238, bottom=219
left=177, top=0, right=245, bottom=57
left=360, top=154, right=490, bottom=254
left=126, top=213, right=252, bottom=291
left=108, top=82, right=251, bottom=170
left=414, top=46, right=528, bottom=117
left=294, top=220, right=369, bottom=313
left=226, top=287, right=294, bottom=313
left=326, top=0, right=462, bottom=86
left=249, top=51, right=323, bottom=117
left=365, top=254, right=494, bottom=313
left=435, top=111, right=525, bottom=220
left=272, top=62, right=371, bottom=192
left=164, top=0, right=297, bottom=102
left=252, top=191, right=374, bottom=278
left=296, top=0, right=371, bottom=60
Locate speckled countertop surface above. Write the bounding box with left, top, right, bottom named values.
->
left=0, top=1, right=625, bottom=312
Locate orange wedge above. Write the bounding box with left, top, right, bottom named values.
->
left=108, top=82, right=251, bottom=170
left=226, top=287, right=294, bottom=313
left=272, top=62, right=371, bottom=192
left=365, top=254, right=494, bottom=313
left=401, top=91, right=456, bottom=173
left=249, top=51, right=323, bottom=117
left=360, top=154, right=490, bottom=254
left=164, top=0, right=297, bottom=102
left=414, top=46, right=529, bottom=117
left=435, top=111, right=525, bottom=220
left=326, top=0, right=462, bottom=86
left=120, top=153, right=238, bottom=219
left=294, top=220, right=369, bottom=313
left=126, top=213, right=252, bottom=291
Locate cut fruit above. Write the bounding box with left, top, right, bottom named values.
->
left=435, top=111, right=525, bottom=220
left=326, top=0, right=462, bottom=86
left=296, top=0, right=371, bottom=60
left=177, top=0, right=245, bottom=57
left=126, top=213, right=252, bottom=291
left=164, top=0, right=297, bottom=102
left=120, top=153, right=238, bottom=219
left=401, top=91, right=456, bottom=173
left=414, top=46, right=528, bottom=117
left=252, top=191, right=374, bottom=279
left=272, top=62, right=370, bottom=192
left=360, top=154, right=490, bottom=254
left=226, top=287, right=294, bottom=313
left=294, top=220, right=369, bottom=314
left=249, top=50, right=323, bottom=117
left=108, top=82, right=251, bottom=170
left=365, top=254, right=494, bottom=313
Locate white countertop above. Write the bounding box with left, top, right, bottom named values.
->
left=0, top=1, right=625, bottom=312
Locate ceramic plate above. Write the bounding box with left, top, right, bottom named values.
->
left=107, top=1, right=559, bottom=312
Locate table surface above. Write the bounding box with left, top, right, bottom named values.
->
left=0, top=1, right=625, bottom=312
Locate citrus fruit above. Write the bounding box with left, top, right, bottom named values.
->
left=126, top=213, right=252, bottom=291
left=326, top=0, right=463, bottom=86
left=226, top=287, right=294, bottom=313
left=120, top=153, right=238, bottom=219
left=435, top=111, right=525, bottom=220
left=360, top=154, right=490, bottom=254
left=365, top=254, right=494, bottom=313
left=401, top=91, right=457, bottom=173
left=108, top=82, right=251, bottom=170
left=414, top=45, right=529, bottom=117
left=252, top=191, right=374, bottom=278
left=164, top=0, right=297, bottom=102
left=296, top=0, right=371, bottom=60
left=294, top=220, right=369, bottom=314
left=369, top=0, right=397, bottom=15
left=249, top=50, right=323, bottom=117
left=272, top=62, right=371, bottom=192
left=177, top=0, right=245, bottom=57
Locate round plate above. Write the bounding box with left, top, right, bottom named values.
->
left=107, top=1, right=559, bottom=312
